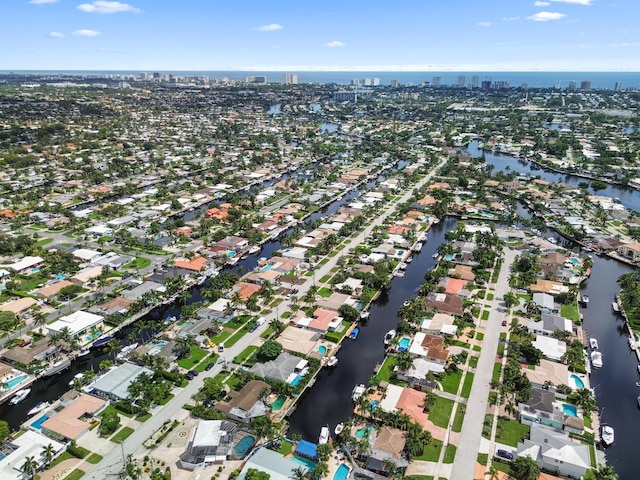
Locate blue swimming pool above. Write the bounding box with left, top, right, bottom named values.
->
left=355, top=425, right=374, bottom=439
left=290, top=374, right=303, bottom=386
left=228, top=251, right=236, bottom=257
left=262, top=264, right=273, bottom=271
left=292, top=455, right=316, bottom=471
left=444, top=253, right=455, bottom=260
left=234, top=435, right=255, bottom=457
left=31, top=414, right=49, bottom=430
left=569, top=257, right=580, bottom=265
left=397, top=337, right=411, bottom=351
left=317, top=345, right=328, bottom=355
left=569, top=374, right=585, bottom=389
left=562, top=404, right=578, bottom=417
left=5, top=374, right=28, bottom=389
left=333, top=463, right=350, bottom=480
left=54, top=273, right=68, bottom=279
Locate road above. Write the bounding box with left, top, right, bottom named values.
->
left=86, top=157, right=448, bottom=478
left=449, top=247, right=518, bottom=480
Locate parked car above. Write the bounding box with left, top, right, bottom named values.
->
left=188, top=370, right=199, bottom=377
left=502, top=320, right=508, bottom=327
left=185, top=370, right=199, bottom=380
left=204, top=362, right=215, bottom=371
left=217, top=344, right=225, bottom=353
left=249, top=324, right=258, bottom=332
left=496, top=449, right=514, bottom=460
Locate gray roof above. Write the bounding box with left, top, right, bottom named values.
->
left=89, top=363, right=153, bottom=400
left=249, top=352, right=302, bottom=382
left=239, top=448, right=309, bottom=480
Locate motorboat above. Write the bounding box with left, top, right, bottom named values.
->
left=318, top=425, right=330, bottom=445
left=384, top=330, right=396, bottom=346
left=406, top=256, right=412, bottom=263
left=612, top=301, right=620, bottom=313
left=629, top=336, right=637, bottom=351
left=92, top=334, right=114, bottom=348
left=398, top=262, right=408, bottom=270
left=77, top=347, right=91, bottom=357
left=352, top=384, right=366, bottom=402
left=69, top=372, right=85, bottom=386
left=412, top=242, right=423, bottom=252
left=326, top=356, right=338, bottom=367
left=360, top=311, right=370, bottom=320
left=116, top=343, right=139, bottom=361
left=9, top=388, right=31, bottom=405
left=637, top=396, right=640, bottom=408
left=600, top=424, right=614, bottom=447
left=349, top=328, right=360, bottom=340
left=334, top=423, right=344, bottom=435
left=43, top=359, right=71, bottom=377
left=248, top=245, right=261, bottom=255
left=590, top=351, right=603, bottom=369
left=27, top=401, right=51, bottom=417
left=392, top=270, right=405, bottom=277
left=589, top=338, right=599, bottom=350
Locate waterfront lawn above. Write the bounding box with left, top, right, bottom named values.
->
left=414, top=438, right=442, bottom=461
left=452, top=404, right=465, bottom=432
left=324, top=320, right=351, bottom=343
left=375, top=356, right=396, bottom=383
left=428, top=397, right=454, bottom=428
left=110, top=426, right=135, bottom=444
left=495, top=417, right=530, bottom=447
left=233, top=345, right=258, bottom=365
left=461, top=372, right=474, bottom=398
left=561, top=303, right=580, bottom=322
left=441, top=369, right=462, bottom=394
left=276, top=440, right=294, bottom=456
left=177, top=345, right=208, bottom=369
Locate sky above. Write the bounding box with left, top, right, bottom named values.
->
left=2, top=0, right=640, bottom=72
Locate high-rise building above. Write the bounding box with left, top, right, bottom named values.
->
left=614, top=81, right=623, bottom=92
left=555, top=80, right=561, bottom=90
left=481, top=80, right=492, bottom=90
left=390, top=79, right=399, bottom=88
left=432, top=76, right=441, bottom=87
left=372, top=78, right=380, bottom=86
left=363, top=78, right=372, bottom=87
left=457, top=75, right=466, bottom=87
left=471, top=75, right=479, bottom=88
left=568, top=80, right=577, bottom=90
left=580, top=80, right=592, bottom=91
left=284, top=73, right=298, bottom=84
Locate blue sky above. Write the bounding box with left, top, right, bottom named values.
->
left=2, top=0, right=639, bottom=71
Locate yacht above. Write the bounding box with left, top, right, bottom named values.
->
left=92, top=334, right=113, bottom=348
left=629, top=336, right=637, bottom=351
left=360, top=311, right=370, bottom=320
left=612, top=301, right=620, bottom=313
left=44, top=359, right=71, bottom=377
left=326, top=356, right=338, bottom=368
left=116, top=343, right=139, bottom=361
left=77, top=347, right=91, bottom=357
left=589, top=338, right=599, bottom=350
left=590, top=351, right=603, bottom=368
left=352, top=384, right=366, bottom=402
left=318, top=425, right=330, bottom=445
left=248, top=245, right=261, bottom=255
left=412, top=242, right=423, bottom=252
left=384, top=330, right=396, bottom=346
left=9, top=388, right=31, bottom=405
left=600, top=424, right=614, bottom=447
left=392, top=270, right=405, bottom=277
left=334, top=423, right=344, bottom=435
left=27, top=401, right=51, bottom=417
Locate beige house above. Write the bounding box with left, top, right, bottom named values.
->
left=617, top=243, right=640, bottom=262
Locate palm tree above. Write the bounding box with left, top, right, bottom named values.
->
left=20, top=456, right=38, bottom=479
left=174, top=334, right=197, bottom=359
left=511, top=455, right=540, bottom=480
left=291, top=466, right=307, bottom=480
left=591, top=464, right=619, bottom=480
left=105, top=338, right=121, bottom=361
left=41, top=443, right=56, bottom=468
left=395, top=351, right=414, bottom=371
left=313, top=461, right=329, bottom=479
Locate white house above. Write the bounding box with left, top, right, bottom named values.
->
left=47, top=310, right=104, bottom=338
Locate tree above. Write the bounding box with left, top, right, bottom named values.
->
left=591, top=464, right=619, bottom=480
left=246, top=469, right=271, bottom=480
left=395, top=351, right=414, bottom=371
left=174, top=334, right=197, bottom=359
left=503, top=291, right=518, bottom=309
left=291, top=466, right=307, bottom=480
left=41, top=443, right=56, bottom=467
left=256, top=340, right=283, bottom=362
left=0, top=420, right=10, bottom=443
left=316, top=442, right=333, bottom=462
left=99, top=410, right=121, bottom=436
left=105, top=338, right=121, bottom=360
left=20, top=456, right=38, bottom=480
left=339, top=304, right=360, bottom=322
left=314, top=461, right=329, bottom=479
left=511, top=455, right=540, bottom=480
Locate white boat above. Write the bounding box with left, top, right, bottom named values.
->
left=547, top=237, right=558, bottom=244
left=629, top=336, right=637, bottom=351
left=612, top=302, right=620, bottom=313
left=248, top=245, right=261, bottom=255
left=77, top=347, right=91, bottom=357
left=392, top=270, right=405, bottom=277
left=27, top=401, right=51, bottom=417
left=318, top=425, right=330, bottom=445
left=384, top=329, right=396, bottom=346
left=43, top=359, right=71, bottom=377
left=69, top=372, right=84, bottom=386
left=9, top=388, right=31, bottom=405
left=412, top=242, right=423, bottom=252
left=360, top=311, right=370, bottom=320
left=589, top=338, right=599, bottom=350
left=326, top=356, right=338, bottom=367
left=116, top=343, right=139, bottom=360
left=352, top=384, right=366, bottom=402
left=406, top=256, right=413, bottom=263
left=590, top=351, right=603, bottom=368
left=334, top=423, right=344, bottom=435
left=600, top=424, right=614, bottom=447
left=398, top=262, right=408, bottom=270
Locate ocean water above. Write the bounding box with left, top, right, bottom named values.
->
left=2, top=70, right=640, bottom=90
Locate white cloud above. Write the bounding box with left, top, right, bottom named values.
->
left=72, top=29, right=102, bottom=36
left=477, top=21, right=491, bottom=27
left=610, top=42, right=639, bottom=47
left=255, top=23, right=283, bottom=32
left=527, top=11, right=566, bottom=21
left=503, top=16, right=520, bottom=21
left=49, top=31, right=64, bottom=37
left=534, top=1, right=551, bottom=5
left=550, top=0, right=592, bottom=5
left=29, top=0, right=59, bottom=4
left=323, top=40, right=345, bottom=48
left=77, top=1, right=141, bottom=14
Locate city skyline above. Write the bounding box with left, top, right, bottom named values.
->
left=3, top=0, right=640, bottom=72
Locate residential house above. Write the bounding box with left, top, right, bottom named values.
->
left=528, top=314, right=573, bottom=337
left=423, top=292, right=464, bottom=316
left=617, top=243, right=640, bottom=262
left=214, top=380, right=270, bottom=423
left=365, top=426, right=409, bottom=473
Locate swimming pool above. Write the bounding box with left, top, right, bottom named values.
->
left=148, top=342, right=166, bottom=355
left=5, top=374, right=28, bottom=389
left=368, top=400, right=380, bottom=412
left=227, top=251, right=236, bottom=257
left=562, top=404, right=578, bottom=417
left=317, top=345, right=328, bottom=355
left=355, top=425, right=374, bottom=439
left=397, top=337, right=411, bottom=351
left=292, top=455, right=316, bottom=471
left=179, top=321, right=196, bottom=329
left=54, top=273, right=68, bottom=279
left=444, top=253, right=455, bottom=260
left=31, top=414, right=49, bottom=430
left=333, top=463, right=350, bottom=480
left=289, top=374, right=303, bottom=387
left=569, top=257, right=580, bottom=265
left=86, top=332, right=102, bottom=341
left=233, top=435, right=255, bottom=457
left=569, top=374, right=585, bottom=389
left=271, top=395, right=286, bottom=411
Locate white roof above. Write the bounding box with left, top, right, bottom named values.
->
left=73, top=248, right=101, bottom=261
left=85, top=225, right=112, bottom=235
left=380, top=383, right=404, bottom=412
left=533, top=335, right=567, bottom=361
left=47, top=310, right=103, bottom=336
left=0, top=430, right=64, bottom=480
left=208, top=298, right=230, bottom=312
left=409, top=332, right=429, bottom=357
left=7, top=256, right=43, bottom=272
left=192, top=420, right=227, bottom=448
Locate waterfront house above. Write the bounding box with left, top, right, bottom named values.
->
left=408, top=333, right=450, bottom=364
left=528, top=314, right=573, bottom=337
left=365, top=426, right=409, bottom=473
left=47, top=310, right=104, bottom=340
left=423, top=292, right=464, bottom=316
left=617, top=242, right=640, bottom=262
left=0, top=430, right=65, bottom=480
left=179, top=420, right=254, bottom=469
left=214, top=380, right=270, bottom=424
left=518, top=388, right=565, bottom=430
left=87, top=362, right=154, bottom=401
left=40, top=393, right=108, bottom=441
left=6, top=255, right=43, bottom=274
left=420, top=313, right=457, bottom=336
left=531, top=293, right=558, bottom=314
left=532, top=335, right=566, bottom=362
left=237, top=447, right=309, bottom=480
left=516, top=424, right=590, bottom=479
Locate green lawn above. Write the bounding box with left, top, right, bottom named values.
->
left=233, top=345, right=258, bottom=364
left=469, top=356, right=478, bottom=368
left=177, top=345, right=208, bottom=369
left=429, top=397, right=454, bottom=428
left=495, top=418, right=530, bottom=447
left=49, top=451, right=74, bottom=468
left=324, top=321, right=351, bottom=343
left=443, top=444, right=456, bottom=463
left=461, top=372, right=474, bottom=398
left=414, top=439, right=443, bottom=461
left=561, top=303, right=580, bottom=322
left=224, top=326, right=250, bottom=348
left=318, top=287, right=332, bottom=298
left=86, top=453, right=103, bottom=464
left=486, top=293, right=494, bottom=301
left=481, top=310, right=490, bottom=320
left=452, top=404, right=465, bottom=432
left=34, top=237, right=53, bottom=248
left=110, top=426, right=135, bottom=444
left=477, top=453, right=488, bottom=465
left=482, top=414, right=494, bottom=439
left=441, top=370, right=463, bottom=394
left=64, top=469, right=85, bottom=480
left=319, top=275, right=331, bottom=283
left=210, top=329, right=232, bottom=344
left=476, top=332, right=484, bottom=341
left=492, top=363, right=502, bottom=383
left=136, top=412, right=152, bottom=422
left=375, top=355, right=397, bottom=383
left=405, top=476, right=434, bottom=480
left=124, top=256, right=151, bottom=270
left=276, top=440, right=294, bottom=456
